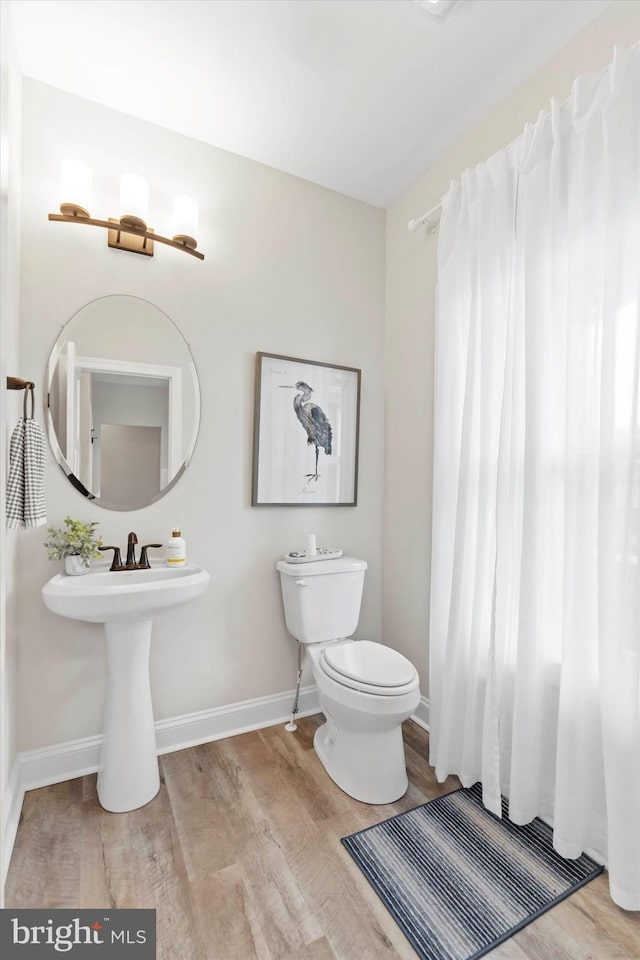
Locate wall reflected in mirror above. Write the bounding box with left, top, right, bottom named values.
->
left=46, top=295, right=200, bottom=511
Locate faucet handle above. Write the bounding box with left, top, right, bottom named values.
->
left=138, top=543, right=163, bottom=569
left=99, top=546, right=123, bottom=571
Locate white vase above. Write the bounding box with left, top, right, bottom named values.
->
left=64, top=555, right=89, bottom=576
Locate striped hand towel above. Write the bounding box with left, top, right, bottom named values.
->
left=6, top=417, right=47, bottom=529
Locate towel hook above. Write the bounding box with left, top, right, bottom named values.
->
left=6, top=377, right=35, bottom=420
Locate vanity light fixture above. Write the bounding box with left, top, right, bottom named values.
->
left=48, top=161, right=205, bottom=260
left=412, top=0, right=459, bottom=22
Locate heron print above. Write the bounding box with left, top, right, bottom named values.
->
left=279, top=381, right=333, bottom=483
left=253, top=353, right=360, bottom=506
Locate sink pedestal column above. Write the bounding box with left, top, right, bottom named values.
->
left=97, top=619, right=160, bottom=813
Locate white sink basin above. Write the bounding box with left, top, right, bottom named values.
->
left=41, top=559, right=210, bottom=814
left=42, top=560, right=210, bottom=622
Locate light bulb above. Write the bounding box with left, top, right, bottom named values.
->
left=172, top=195, right=199, bottom=250
left=119, top=174, right=149, bottom=229
left=59, top=159, right=92, bottom=218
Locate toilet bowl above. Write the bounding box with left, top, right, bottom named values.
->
left=309, top=639, right=420, bottom=803
left=276, top=556, right=421, bottom=804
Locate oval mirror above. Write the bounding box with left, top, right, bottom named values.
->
left=46, top=295, right=200, bottom=511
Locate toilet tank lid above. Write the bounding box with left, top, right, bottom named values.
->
left=276, top=556, right=367, bottom=577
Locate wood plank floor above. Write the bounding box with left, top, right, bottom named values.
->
left=6, top=717, right=639, bottom=960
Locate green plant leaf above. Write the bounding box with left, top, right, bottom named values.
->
left=43, top=518, right=103, bottom=561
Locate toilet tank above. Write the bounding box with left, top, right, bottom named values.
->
left=276, top=556, right=367, bottom=644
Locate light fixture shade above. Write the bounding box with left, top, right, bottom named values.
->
left=172, top=195, right=199, bottom=249
left=413, top=0, right=458, bottom=21
left=59, top=159, right=92, bottom=217
left=119, top=174, right=149, bottom=228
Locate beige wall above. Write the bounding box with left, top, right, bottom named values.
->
left=383, top=0, right=640, bottom=699
left=17, top=80, right=385, bottom=751
left=0, top=0, right=22, bottom=892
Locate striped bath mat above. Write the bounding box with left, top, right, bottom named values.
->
left=341, top=783, right=603, bottom=960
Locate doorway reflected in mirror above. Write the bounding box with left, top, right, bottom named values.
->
left=46, top=295, right=200, bottom=511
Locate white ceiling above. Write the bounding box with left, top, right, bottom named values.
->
left=9, top=0, right=613, bottom=207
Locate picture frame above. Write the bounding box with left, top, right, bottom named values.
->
left=252, top=352, right=361, bottom=506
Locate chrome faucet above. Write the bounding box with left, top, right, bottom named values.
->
left=100, top=532, right=163, bottom=571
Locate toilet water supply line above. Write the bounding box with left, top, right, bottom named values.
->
left=286, top=641, right=304, bottom=732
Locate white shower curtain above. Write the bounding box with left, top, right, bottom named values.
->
left=429, top=44, right=639, bottom=910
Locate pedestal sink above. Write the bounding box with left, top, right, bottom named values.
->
left=42, top=561, right=210, bottom=813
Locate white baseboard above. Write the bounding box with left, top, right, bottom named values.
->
left=155, top=684, right=320, bottom=757
left=3, top=759, right=23, bottom=887
left=3, top=684, right=320, bottom=881
left=411, top=695, right=430, bottom=731
left=18, top=684, right=321, bottom=792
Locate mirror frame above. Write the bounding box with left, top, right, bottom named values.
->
left=45, top=294, right=201, bottom=511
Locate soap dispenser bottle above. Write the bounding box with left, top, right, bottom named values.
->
left=166, top=527, right=186, bottom=566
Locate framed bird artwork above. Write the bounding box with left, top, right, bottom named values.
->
left=252, top=352, right=361, bottom=506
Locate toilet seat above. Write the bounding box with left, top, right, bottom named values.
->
left=319, top=640, right=418, bottom=697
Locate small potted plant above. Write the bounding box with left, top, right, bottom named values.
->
left=44, top=516, right=104, bottom=576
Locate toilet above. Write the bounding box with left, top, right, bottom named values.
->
left=276, top=556, right=420, bottom=804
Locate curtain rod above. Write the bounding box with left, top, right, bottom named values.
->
left=408, top=201, right=442, bottom=233
left=407, top=46, right=630, bottom=235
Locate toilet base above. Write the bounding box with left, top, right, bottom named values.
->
left=314, top=716, right=409, bottom=804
